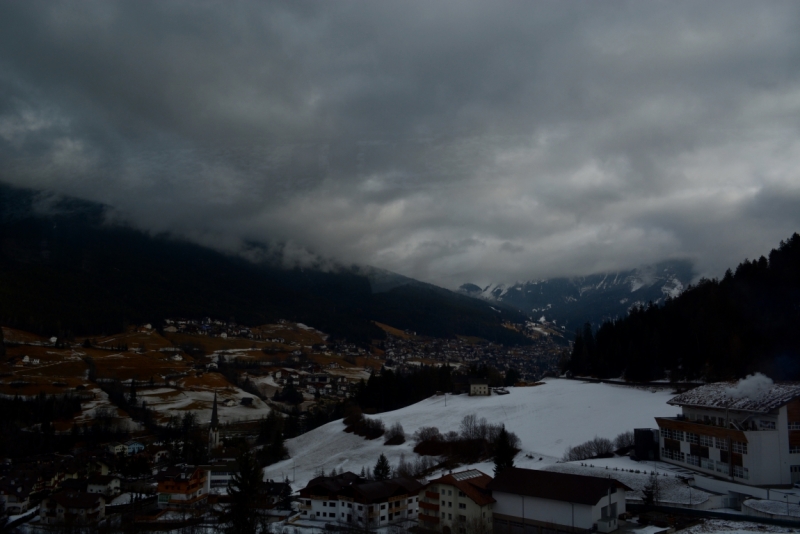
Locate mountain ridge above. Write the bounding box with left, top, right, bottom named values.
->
left=0, top=181, right=532, bottom=346
left=458, top=260, right=694, bottom=331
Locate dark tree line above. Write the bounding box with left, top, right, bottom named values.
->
left=355, top=364, right=455, bottom=413
left=0, top=392, right=129, bottom=458
left=567, top=233, right=800, bottom=381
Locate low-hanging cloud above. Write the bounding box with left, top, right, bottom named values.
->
left=1, top=1, right=800, bottom=288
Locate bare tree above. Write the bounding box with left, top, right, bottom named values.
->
left=614, top=431, right=635, bottom=450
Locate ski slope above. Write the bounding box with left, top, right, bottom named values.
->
left=264, top=378, right=676, bottom=490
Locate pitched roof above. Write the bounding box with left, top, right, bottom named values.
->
left=300, top=471, right=364, bottom=498
left=488, top=468, right=631, bottom=506
left=51, top=491, right=104, bottom=509
left=156, top=465, right=204, bottom=482
left=667, top=382, right=800, bottom=414
left=300, top=473, right=422, bottom=503
left=351, top=477, right=424, bottom=503
left=426, top=470, right=495, bottom=506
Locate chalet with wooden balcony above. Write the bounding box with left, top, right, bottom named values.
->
left=156, top=465, right=208, bottom=509
left=656, top=381, right=800, bottom=485
left=40, top=491, right=105, bottom=526
left=298, top=471, right=423, bottom=528
left=419, top=469, right=495, bottom=533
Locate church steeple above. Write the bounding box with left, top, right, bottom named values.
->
left=210, top=390, right=219, bottom=429
left=208, top=390, right=220, bottom=454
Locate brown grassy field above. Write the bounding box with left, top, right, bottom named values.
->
left=1, top=326, right=51, bottom=344
left=251, top=323, right=327, bottom=345
left=178, top=372, right=233, bottom=391
left=91, top=351, right=193, bottom=382
left=91, top=329, right=175, bottom=350
left=373, top=321, right=418, bottom=340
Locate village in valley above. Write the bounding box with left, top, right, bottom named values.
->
left=3, top=316, right=800, bottom=534
left=0, top=317, right=568, bottom=531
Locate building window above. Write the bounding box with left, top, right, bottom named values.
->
left=686, top=433, right=699, bottom=445
left=789, top=422, right=800, bottom=430
left=686, top=455, right=700, bottom=467
left=459, top=503, right=466, bottom=509
left=715, top=438, right=729, bottom=451
left=458, top=491, right=466, bottom=497
left=662, top=428, right=684, bottom=441
left=701, top=457, right=714, bottom=470
left=733, top=465, right=749, bottom=479
left=732, top=441, right=747, bottom=454
left=323, top=502, right=327, bottom=507
left=661, top=448, right=685, bottom=462
left=700, top=435, right=714, bottom=447
left=716, top=461, right=729, bottom=473
left=760, top=420, right=776, bottom=430
left=449, top=514, right=453, bottom=520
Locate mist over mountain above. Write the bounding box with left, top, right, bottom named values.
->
left=0, top=182, right=531, bottom=345
left=459, top=260, right=694, bottom=332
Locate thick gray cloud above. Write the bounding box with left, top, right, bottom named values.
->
left=1, top=1, right=800, bottom=287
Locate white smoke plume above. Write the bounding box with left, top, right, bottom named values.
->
left=724, top=373, right=774, bottom=401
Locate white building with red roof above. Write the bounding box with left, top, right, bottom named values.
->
left=419, top=469, right=495, bottom=534
left=656, top=378, right=800, bottom=486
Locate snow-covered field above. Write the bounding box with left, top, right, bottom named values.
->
left=138, top=385, right=270, bottom=424
left=264, top=378, right=677, bottom=490
left=677, top=519, right=796, bottom=533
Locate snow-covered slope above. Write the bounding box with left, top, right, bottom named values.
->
left=263, top=378, right=675, bottom=490
left=459, top=260, right=693, bottom=330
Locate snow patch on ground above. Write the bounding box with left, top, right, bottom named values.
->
left=544, top=458, right=711, bottom=505
left=138, top=386, right=270, bottom=424
left=678, top=519, right=794, bottom=533
left=264, top=378, right=674, bottom=491
left=743, top=498, right=800, bottom=518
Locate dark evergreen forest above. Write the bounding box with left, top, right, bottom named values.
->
left=567, top=233, right=800, bottom=381
left=0, top=182, right=531, bottom=346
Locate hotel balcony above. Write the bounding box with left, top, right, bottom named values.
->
left=419, top=513, right=440, bottom=525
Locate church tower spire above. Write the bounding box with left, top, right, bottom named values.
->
left=211, top=390, right=219, bottom=429
left=208, top=390, right=220, bottom=454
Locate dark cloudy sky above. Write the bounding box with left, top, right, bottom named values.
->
left=2, top=1, right=799, bottom=288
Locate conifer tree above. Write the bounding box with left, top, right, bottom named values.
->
left=226, top=450, right=264, bottom=534
left=373, top=453, right=391, bottom=480
left=493, top=426, right=516, bottom=476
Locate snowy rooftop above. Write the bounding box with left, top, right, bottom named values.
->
left=668, top=381, right=800, bottom=414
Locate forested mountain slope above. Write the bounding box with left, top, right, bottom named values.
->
left=0, top=182, right=530, bottom=345
left=567, top=233, right=800, bottom=381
